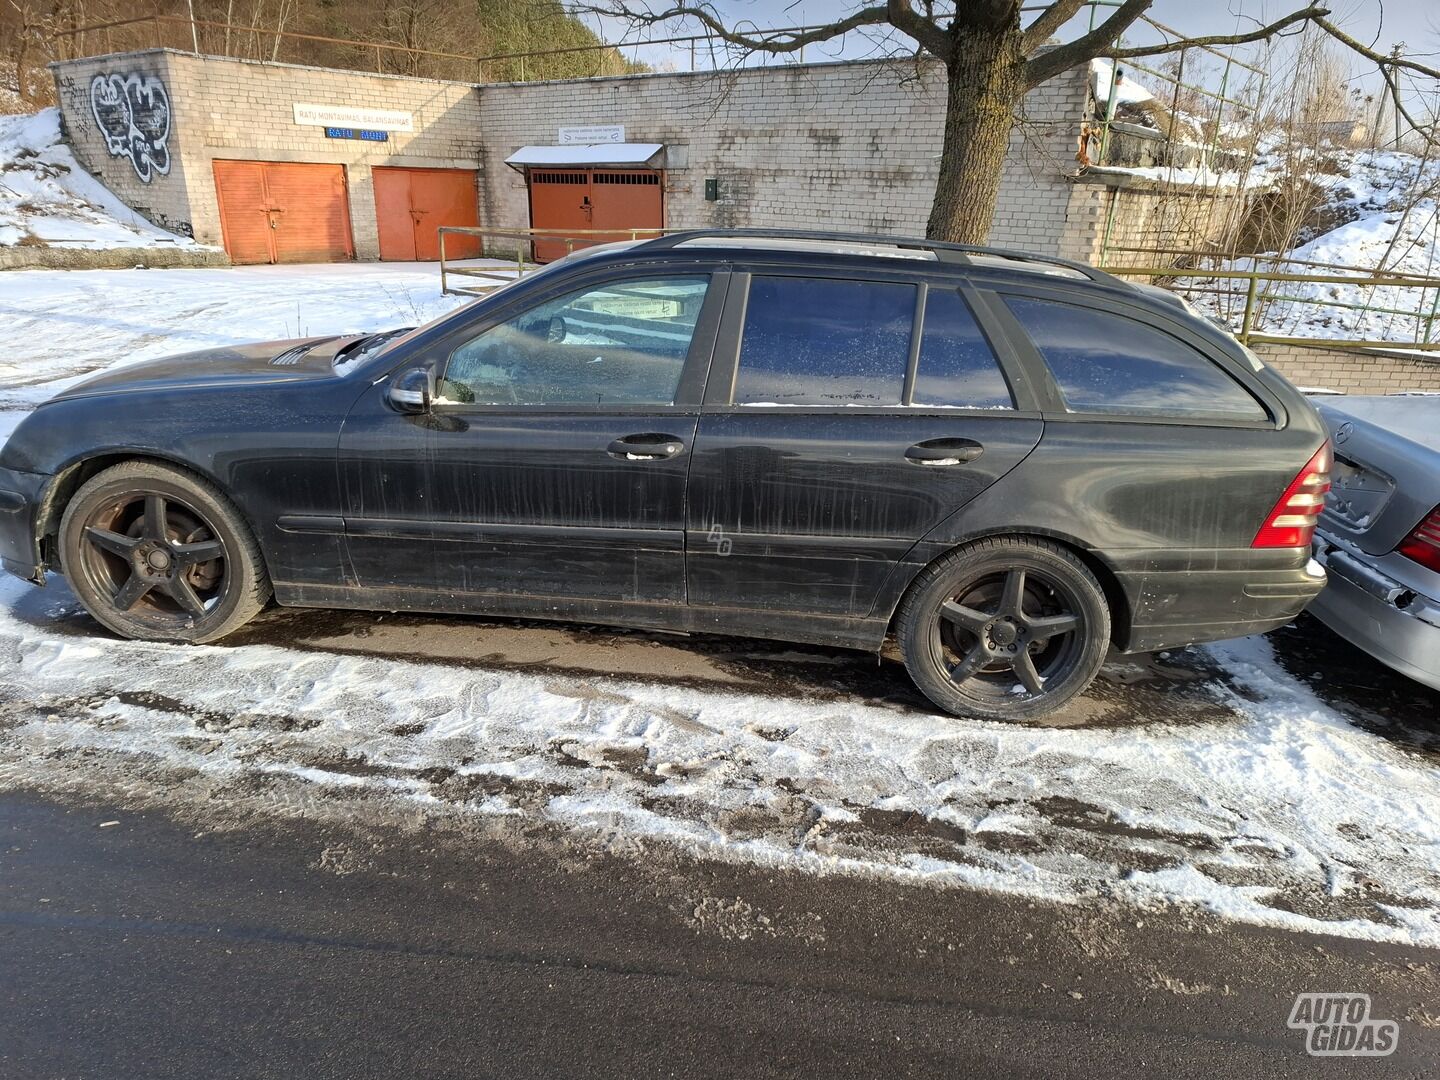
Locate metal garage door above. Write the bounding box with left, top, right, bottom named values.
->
left=213, top=161, right=354, bottom=265
left=528, top=169, right=663, bottom=263
left=372, top=167, right=481, bottom=261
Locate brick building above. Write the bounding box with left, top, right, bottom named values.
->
left=51, top=48, right=1104, bottom=264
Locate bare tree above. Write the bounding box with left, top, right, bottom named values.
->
left=578, top=0, right=1440, bottom=243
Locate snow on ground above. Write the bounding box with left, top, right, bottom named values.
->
left=1, top=263, right=1439, bottom=949
left=0, top=109, right=204, bottom=250
left=0, top=263, right=471, bottom=431
left=1, top=571, right=1438, bottom=949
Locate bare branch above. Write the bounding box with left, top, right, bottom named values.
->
left=571, top=1, right=892, bottom=56
left=1107, top=6, right=1330, bottom=59
left=1313, top=15, right=1440, bottom=81
left=1378, top=63, right=1439, bottom=146
left=1021, top=0, right=1087, bottom=54
left=1022, top=0, right=1151, bottom=88
left=885, top=0, right=952, bottom=61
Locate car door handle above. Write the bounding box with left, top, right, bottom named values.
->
left=608, top=433, right=686, bottom=460
left=905, top=438, right=984, bottom=466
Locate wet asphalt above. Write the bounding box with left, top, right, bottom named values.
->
left=1, top=784, right=1438, bottom=1079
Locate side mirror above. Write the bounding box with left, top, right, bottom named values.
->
left=388, top=366, right=434, bottom=413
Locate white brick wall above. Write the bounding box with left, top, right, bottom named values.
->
left=53, top=49, right=482, bottom=255
left=475, top=58, right=1091, bottom=257
left=51, top=50, right=1096, bottom=260
left=52, top=51, right=198, bottom=238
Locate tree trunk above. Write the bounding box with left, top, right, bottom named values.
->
left=926, top=23, right=1027, bottom=245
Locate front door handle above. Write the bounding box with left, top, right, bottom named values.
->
left=905, top=438, right=984, bottom=466
left=608, top=433, right=685, bottom=460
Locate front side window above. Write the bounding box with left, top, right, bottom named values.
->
left=443, top=275, right=710, bottom=405
left=1004, top=295, right=1266, bottom=419
left=733, top=276, right=915, bottom=405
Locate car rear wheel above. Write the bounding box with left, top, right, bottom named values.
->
left=59, top=461, right=271, bottom=643
left=897, top=537, right=1110, bottom=722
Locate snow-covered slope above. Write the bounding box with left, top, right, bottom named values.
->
left=0, top=108, right=201, bottom=250
left=1179, top=148, right=1440, bottom=343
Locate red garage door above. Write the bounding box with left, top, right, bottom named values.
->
left=213, top=161, right=354, bottom=264
left=528, top=169, right=664, bottom=263
left=373, top=167, right=481, bottom=261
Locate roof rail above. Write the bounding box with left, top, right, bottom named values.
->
left=636, top=229, right=1127, bottom=287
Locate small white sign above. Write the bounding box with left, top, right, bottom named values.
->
left=558, top=125, right=625, bottom=145
left=293, top=103, right=415, bottom=132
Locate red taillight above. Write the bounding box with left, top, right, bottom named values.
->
left=1252, top=441, right=1332, bottom=549
left=1398, top=506, right=1440, bottom=573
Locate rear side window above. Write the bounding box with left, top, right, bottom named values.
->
left=734, top=276, right=915, bottom=405
left=1004, top=296, right=1265, bottom=419
left=914, top=288, right=1013, bottom=408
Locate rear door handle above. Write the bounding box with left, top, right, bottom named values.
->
left=608, top=433, right=686, bottom=460
left=905, top=438, right=984, bottom=466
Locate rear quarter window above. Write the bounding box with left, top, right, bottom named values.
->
left=1004, top=295, right=1266, bottom=420
left=914, top=288, right=1014, bottom=409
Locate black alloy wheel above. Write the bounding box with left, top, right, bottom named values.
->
left=898, top=537, right=1110, bottom=721
left=78, top=491, right=226, bottom=624
left=59, top=461, right=271, bottom=643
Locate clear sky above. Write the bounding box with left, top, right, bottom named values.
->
left=590, top=0, right=1439, bottom=100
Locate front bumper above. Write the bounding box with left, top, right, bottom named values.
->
left=1310, top=537, right=1440, bottom=691
left=0, top=465, right=49, bottom=583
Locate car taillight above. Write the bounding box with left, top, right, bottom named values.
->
left=1252, top=441, right=1332, bottom=549
left=1398, top=506, right=1440, bottom=573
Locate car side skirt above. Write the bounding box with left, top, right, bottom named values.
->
left=273, top=581, right=891, bottom=653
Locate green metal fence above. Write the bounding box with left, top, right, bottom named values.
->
left=1104, top=264, right=1440, bottom=350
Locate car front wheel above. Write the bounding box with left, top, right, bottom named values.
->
left=59, top=461, right=271, bottom=643
left=897, top=537, right=1110, bottom=722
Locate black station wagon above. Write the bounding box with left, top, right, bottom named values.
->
left=0, top=230, right=1331, bottom=720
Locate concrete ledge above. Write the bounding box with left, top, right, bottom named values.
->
left=0, top=246, right=231, bottom=271
left=1250, top=339, right=1440, bottom=396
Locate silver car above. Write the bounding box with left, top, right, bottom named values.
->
left=1310, top=396, right=1440, bottom=690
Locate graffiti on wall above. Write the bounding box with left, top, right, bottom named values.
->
left=89, top=72, right=171, bottom=183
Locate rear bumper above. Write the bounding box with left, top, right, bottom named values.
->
left=1118, top=558, right=1327, bottom=653
left=1309, top=539, right=1440, bottom=691
left=0, top=465, right=48, bottom=584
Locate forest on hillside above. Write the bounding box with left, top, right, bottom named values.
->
left=3, top=0, right=646, bottom=108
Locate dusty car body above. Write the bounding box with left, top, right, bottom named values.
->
left=1311, top=395, right=1440, bottom=690
left=0, top=230, right=1331, bottom=720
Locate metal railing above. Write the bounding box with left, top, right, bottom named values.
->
left=1105, top=264, right=1440, bottom=350
left=438, top=226, right=684, bottom=296
left=50, top=13, right=842, bottom=79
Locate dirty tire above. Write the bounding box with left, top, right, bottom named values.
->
left=897, top=537, right=1110, bottom=722
left=59, top=461, right=271, bottom=644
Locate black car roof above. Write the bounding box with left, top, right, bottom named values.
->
left=558, top=229, right=1144, bottom=298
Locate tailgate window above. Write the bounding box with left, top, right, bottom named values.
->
left=1005, top=296, right=1266, bottom=420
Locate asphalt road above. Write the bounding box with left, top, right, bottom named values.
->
left=1, top=791, right=1436, bottom=1079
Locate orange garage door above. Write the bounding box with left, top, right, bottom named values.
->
left=373, top=167, right=481, bottom=261
left=528, top=169, right=664, bottom=263
left=213, top=161, right=354, bottom=264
